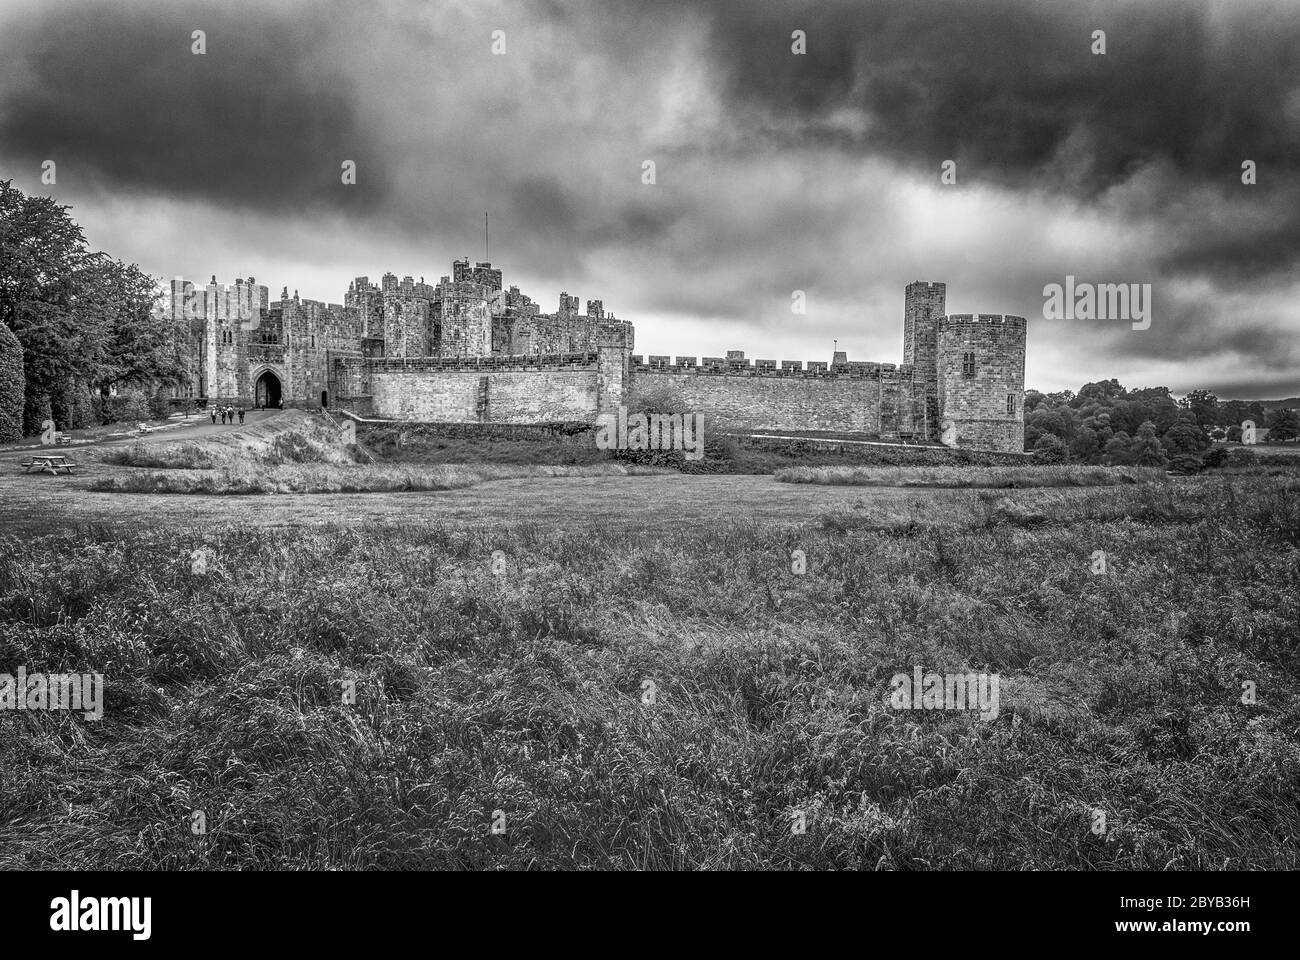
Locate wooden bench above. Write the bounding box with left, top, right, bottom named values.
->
left=21, top=455, right=77, bottom=475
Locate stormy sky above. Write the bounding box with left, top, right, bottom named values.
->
left=1, top=0, right=1298, bottom=397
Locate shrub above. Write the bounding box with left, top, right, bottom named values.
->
left=1032, top=433, right=1068, bottom=463
left=1201, top=447, right=1228, bottom=469
left=96, top=388, right=152, bottom=425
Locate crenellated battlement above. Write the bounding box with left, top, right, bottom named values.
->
left=631, top=355, right=918, bottom=381
left=364, top=351, right=600, bottom=372
left=939, top=313, right=1027, bottom=328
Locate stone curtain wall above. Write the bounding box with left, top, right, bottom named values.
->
left=937, top=314, right=1027, bottom=453
left=630, top=361, right=922, bottom=437
left=367, top=355, right=604, bottom=423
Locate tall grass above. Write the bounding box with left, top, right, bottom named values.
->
left=776, top=464, right=1164, bottom=487
left=89, top=462, right=671, bottom=495
left=0, top=476, right=1296, bottom=869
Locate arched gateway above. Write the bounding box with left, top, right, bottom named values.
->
left=255, top=369, right=282, bottom=408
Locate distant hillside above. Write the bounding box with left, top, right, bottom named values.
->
left=1260, top=397, right=1300, bottom=410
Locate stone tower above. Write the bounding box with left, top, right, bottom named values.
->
left=936, top=313, right=1027, bottom=453
left=903, top=281, right=946, bottom=439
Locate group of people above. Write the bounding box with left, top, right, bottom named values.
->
left=209, top=405, right=245, bottom=425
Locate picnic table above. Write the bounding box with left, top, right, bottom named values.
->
left=20, top=454, right=78, bottom=475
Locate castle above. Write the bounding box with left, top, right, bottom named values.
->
left=164, top=261, right=1027, bottom=453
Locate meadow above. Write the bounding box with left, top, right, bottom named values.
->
left=775, top=464, right=1162, bottom=488
left=1, top=473, right=1296, bottom=869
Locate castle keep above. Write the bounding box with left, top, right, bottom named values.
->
left=165, top=263, right=1027, bottom=453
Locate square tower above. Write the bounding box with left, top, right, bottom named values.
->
left=903, top=281, right=946, bottom=439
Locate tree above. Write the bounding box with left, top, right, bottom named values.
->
left=1226, top=424, right=1243, bottom=443
left=1129, top=420, right=1166, bottom=466
left=0, top=181, right=180, bottom=431
left=1219, top=399, right=1250, bottom=428
left=0, top=180, right=91, bottom=434
left=1162, top=419, right=1210, bottom=456
left=1182, top=389, right=1219, bottom=427
left=1033, top=433, right=1068, bottom=462
left=1104, top=430, right=1133, bottom=464
left=1026, top=404, right=1073, bottom=446
left=1267, top=408, right=1300, bottom=442
left=1074, top=379, right=1126, bottom=408
left=0, top=321, right=23, bottom=442
left=74, top=255, right=185, bottom=394
left=1071, top=425, right=1101, bottom=462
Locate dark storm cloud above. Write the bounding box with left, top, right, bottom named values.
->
left=637, top=0, right=1300, bottom=284
left=0, top=0, right=389, bottom=212
left=677, top=0, right=1300, bottom=186
left=1, top=0, right=1296, bottom=394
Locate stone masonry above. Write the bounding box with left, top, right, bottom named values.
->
left=162, top=259, right=1027, bottom=453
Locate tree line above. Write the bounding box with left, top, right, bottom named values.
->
left=1025, top=379, right=1300, bottom=466
left=0, top=180, right=187, bottom=442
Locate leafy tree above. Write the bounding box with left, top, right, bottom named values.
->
left=1129, top=420, right=1166, bottom=466
left=0, top=321, right=23, bottom=442
left=1103, top=430, right=1133, bottom=464
left=1074, top=379, right=1126, bottom=406
left=0, top=181, right=181, bottom=431
left=1226, top=424, right=1243, bottom=442
left=1219, top=399, right=1250, bottom=428
left=1032, top=433, right=1068, bottom=462
left=74, top=255, right=186, bottom=393
left=1071, top=425, right=1101, bottom=462
left=1182, top=389, right=1219, bottom=427
left=1267, top=408, right=1300, bottom=442
left=0, top=180, right=90, bottom=434
left=1162, top=419, right=1209, bottom=456
left=1127, top=387, right=1180, bottom=434
left=1026, top=404, right=1073, bottom=446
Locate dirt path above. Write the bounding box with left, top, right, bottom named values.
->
left=0, top=409, right=287, bottom=460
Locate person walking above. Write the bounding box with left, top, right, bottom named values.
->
left=238, top=407, right=245, bottom=424
left=221, top=408, right=228, bottom=425
left=227, top=405, right=235, bottom=424
left=210, top=408, right=217, bottom=425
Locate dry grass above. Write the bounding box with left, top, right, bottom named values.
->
left=776, top=464, right=1164, bottom=488
left=90, top=461, right=670, bottom=494
left=0, top=476, right=1297, bottom=869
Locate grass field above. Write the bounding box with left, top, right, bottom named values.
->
left=88, top=462, right=670, bottom=495
left=2, top=473, right=1296, bottom=869
left=775, top=464, right=1163, bottom=488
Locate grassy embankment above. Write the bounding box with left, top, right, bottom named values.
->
left=91, top=415, right=668, bottom=493
left=1, top=476, right=1297, bottom=869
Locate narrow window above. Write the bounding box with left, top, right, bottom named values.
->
left=1007, top=393, right=1015, bottom=414
left=962, top=352, right=976, bottom=377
